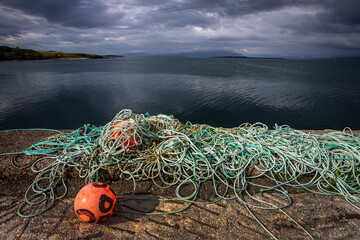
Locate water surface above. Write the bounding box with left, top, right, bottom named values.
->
left=0, top=58, right=359, bottom=130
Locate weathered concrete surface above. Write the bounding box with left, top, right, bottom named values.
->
left=1, top=130, right=360, bottom=240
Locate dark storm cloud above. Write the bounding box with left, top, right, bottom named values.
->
left=142, top=0, right=314, bottom=16
left=128, top=0, right=312, bottom=30
left=0, top=11, right=23, bottom=36
left=154, top=1, right=360, bottom=25
left=279, top=0, right=360, bottom=38
left=140, top=9, right=216, bottom=28
left=0, top=0, right=360, bottom=57
left=1, top=0, right=359, bottom=32
left=0, top=0, right=123, bottom=28
left=322, top=0, right=360, bottom=25
left=0, top=4, right=45, bottom=36
left=132, top=0, right=360, bottom=36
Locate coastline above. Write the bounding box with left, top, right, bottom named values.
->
left=0, top=46, right=107, bottom=60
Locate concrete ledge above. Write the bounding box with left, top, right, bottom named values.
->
left=1, top=130, right=360, bottom=239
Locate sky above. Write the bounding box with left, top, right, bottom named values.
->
left=0, top=0, right=360, bottom=58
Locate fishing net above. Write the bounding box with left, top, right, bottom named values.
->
left=4, top=109, right=360, bottom=238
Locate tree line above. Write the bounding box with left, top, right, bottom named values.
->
left=0, top=46, right=106, bottom=60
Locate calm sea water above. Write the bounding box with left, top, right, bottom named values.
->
left=0, top=58, right=359, bottom=130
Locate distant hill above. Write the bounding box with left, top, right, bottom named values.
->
left=122, top=52, right=153, bottom=57
left=323, top=56, right=360, bottom=61
left=0, top=46, right=106, bottom=60
left=122, top=50, right=286, bottom=59
left=123, top=50, right=246, bottom=58
left=210, top=56, right=248, bottom=59
left=178, top=50, right=245, bottom=58
left=104, top=55, right=124, bottom=58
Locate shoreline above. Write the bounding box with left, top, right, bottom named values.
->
left=0, top=57, right=106, bottom=61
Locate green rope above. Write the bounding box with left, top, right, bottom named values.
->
left=2, top=109, right=360, bottom=239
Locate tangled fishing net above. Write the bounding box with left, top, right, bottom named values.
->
left=5, top=109, right=360, bottom=238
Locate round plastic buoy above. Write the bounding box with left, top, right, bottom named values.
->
left=74, top=182, right=116, bottom=223
left=111, top=121, right=139, bottom=148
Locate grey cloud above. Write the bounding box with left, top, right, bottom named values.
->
left=0, top=4, right=44, bottom=37
left=286, top=20, right=360, bottom=36
left=131, top=0, right=312, bottom=29
left=321, top=0, right=360, bottom=25
left=0, top=0, right=124, bottom=28
left=133, top=0, right=347, bottom=36
left=133, top=0, right=169, bottom=6
left=1, top=0, right=360, bottom=57
left=280, top=1, right=360, bottom=36
left=141, top=9, right=217, bottom=28
left=144, top=0, right=360, bottom=34
left=0, top=18, right=22, bottom=36
left=152, top=0, right=315, bottom=16
left=2, top=0, right=359, bottom=31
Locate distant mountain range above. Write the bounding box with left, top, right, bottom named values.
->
left=104, top=55, right=124, bottom=58
left=123, top=50, right=246, bottom=58
left=321, top=56, right=360, bottom=61
left=121, top=50, right=360, bottom=61
left=2, top=46, right=359, bottom=61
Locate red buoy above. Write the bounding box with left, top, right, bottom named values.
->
left=74, top=182, right=116, bottom=223
left=111, top=121, right=140, bottom=148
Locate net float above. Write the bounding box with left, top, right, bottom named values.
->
left=74, top=182, right=116, bottom=223
left=111, top=120, right=140, bottom=148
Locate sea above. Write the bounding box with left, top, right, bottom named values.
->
left=0, top=57, right=359, bottom=130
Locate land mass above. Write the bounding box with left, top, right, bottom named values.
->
left=0, top=46, right=106, bottom=60
left=210, top=56, right=285, bottom=59
left=104, top=54, right=124, bottom=58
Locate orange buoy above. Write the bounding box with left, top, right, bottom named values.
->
left=111, top=120, right=139, bottom=148
left=74, top=182, right=116, bottom=223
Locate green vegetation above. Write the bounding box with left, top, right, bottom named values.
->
left=0, top=46, right=43, bottom=60
left=0, top=46, right=106, bottom=60
left=37, top=50, right=106, bottom=59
